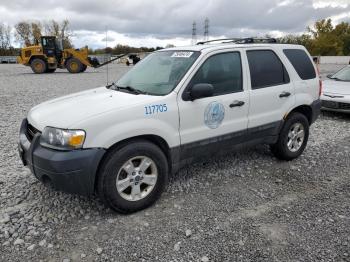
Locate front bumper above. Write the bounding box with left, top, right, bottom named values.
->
left=18, top=119, right=106, bottom=196
left=321, top=99, right=350, bottom=114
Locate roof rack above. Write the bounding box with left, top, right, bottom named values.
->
left=196, top=37, right=278, bottom=45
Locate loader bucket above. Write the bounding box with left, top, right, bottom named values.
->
left=88, top=57, right=100, bottom=67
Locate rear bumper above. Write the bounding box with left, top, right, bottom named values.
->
left=310, top=99, right=322, bottom=124
left=18, top=119, right=105, bottom=196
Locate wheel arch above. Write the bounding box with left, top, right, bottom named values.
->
left=29, top=55, right=47, bottom=64
left=64, top=49, right=91, bottom=67
left=286, top=104, right=313, bottom=124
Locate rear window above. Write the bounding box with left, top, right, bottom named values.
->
left=283, top=49, right=316, bottom=80
left=247, top=50, right=290, bottom=89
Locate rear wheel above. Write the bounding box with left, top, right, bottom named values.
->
left=30, top=58, right=47, bottom=74
left=97, top=140, right=168, bottom=213
left=66, top=58, right=83, bottom=73
left=270, top=112, right=309, bottom=160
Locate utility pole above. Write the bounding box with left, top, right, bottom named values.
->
left=192, top=21, right=197, bottom=45
left=204, top=18, right=209, bottom=42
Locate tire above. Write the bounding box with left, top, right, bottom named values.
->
left=66, top=58, right=83, bottom=73
left=97, top=139, right=169, bottom=213
left=46, top=68, right=56, bottom=73
left=270, top=112, right=309, bottom=161
left=30, top=58, right=47, bottom=74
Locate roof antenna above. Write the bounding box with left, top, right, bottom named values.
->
left=105, top=26, right=109, bottom=86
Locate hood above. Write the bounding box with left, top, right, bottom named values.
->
left=28, top=87, right=155, bottom=130
left=323, top=79, right=350, bottom=95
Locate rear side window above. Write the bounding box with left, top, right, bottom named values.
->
left=247, top=50, right=290, bottom=89
left=283, top=49, right=316, bottom=80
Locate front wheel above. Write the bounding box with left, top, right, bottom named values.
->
left=66, top=58, right=83, bottom=73
left=270, top=112, right=309, bottom=161
left=97, top=140, right=168, bottom=213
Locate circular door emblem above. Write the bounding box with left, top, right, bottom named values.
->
left=204, top=102, right=225, bottom=129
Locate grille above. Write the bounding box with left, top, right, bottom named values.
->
left=322, top=100, right=338, bottom=109
left=339, top=102, right=350, bottom=110
left=322, top=101, right=350, bottom=110
left=26, top=123, right=40, bottom=141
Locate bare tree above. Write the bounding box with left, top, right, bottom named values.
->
left=45, top=19, right=60, bottom=36
left=0, top=23, right=11, bottom=50
left=15, top=21, right=32, bottom=46
left=44, top=19, right=73, bottom=48
left=31, top=22, right=42, bottom=44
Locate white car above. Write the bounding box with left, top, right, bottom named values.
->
left=19, top=38, right=321, bottom=213
left=321, top=66, right=350, bottom=113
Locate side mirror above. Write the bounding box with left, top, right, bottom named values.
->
left=189, top=83, right=214, bottom=101
left=327, top=74, right=333, bottom=79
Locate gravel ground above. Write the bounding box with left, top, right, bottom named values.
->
left=0, top=63, right=349, bottom=262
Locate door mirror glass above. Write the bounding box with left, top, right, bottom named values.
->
left=190, top=83, right=214, bottom=100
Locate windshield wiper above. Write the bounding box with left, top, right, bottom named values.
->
left=106, top=82, right=147, bottom=95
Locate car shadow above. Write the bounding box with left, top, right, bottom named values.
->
left=19, top=71, right=101, bottom=75
left=321, top=110, right=350, bottom=121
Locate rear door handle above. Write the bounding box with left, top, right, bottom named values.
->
left=229, top=100, right=245, bottom=108
left=279, top=92, right=291, bottom=98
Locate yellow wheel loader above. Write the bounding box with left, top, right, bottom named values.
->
left=17, top=36, right=124, bottom=74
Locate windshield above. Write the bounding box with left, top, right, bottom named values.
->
left=116, top=51, right=200, bottom=95
left=331, top=66, right=350, bottom=81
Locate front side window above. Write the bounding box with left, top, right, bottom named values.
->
left=42, top=38, right=55, bottom=49
left=247, top=50, right=290, bottom=89
left=190, top=52, right=243, bottom=96
left=116, top=51, right=200, bottom=95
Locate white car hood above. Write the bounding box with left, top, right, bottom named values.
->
left=28, top=87, right=154, bottom=130
left=323, top=79, right=350, bottom=95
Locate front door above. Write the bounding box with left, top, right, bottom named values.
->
left=177, top=50, right=249, bottom=163
left=41, top=37, right=57, bottom=58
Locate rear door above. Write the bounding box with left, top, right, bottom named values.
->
left=245, top=48, right=295, bottom=137
left=177, top=50, right=249, bottom=162
left=283, top=48, right=319, bottom=101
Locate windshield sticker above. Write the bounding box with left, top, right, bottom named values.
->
left=145, top=104, right=168, bottom=115
left=204, top=102, right=225, bottom=129
left=171, top=52, right=194, bottom=58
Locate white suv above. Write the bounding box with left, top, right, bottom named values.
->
left=19, top=38, right=321, bottom=213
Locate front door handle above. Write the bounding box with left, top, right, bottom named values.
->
left=229, top=100, right=245, bottom=108
left=279, top=92, right=291, bottom=98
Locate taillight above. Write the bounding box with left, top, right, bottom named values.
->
left=316, top=65, right=322, bottom=97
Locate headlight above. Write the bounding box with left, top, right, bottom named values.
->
left=40, top=127, right=85, bottom=150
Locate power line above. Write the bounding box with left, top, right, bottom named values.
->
left=192, top=21, right=197, bottom=45
left=204, top=18, right=209, bottom=42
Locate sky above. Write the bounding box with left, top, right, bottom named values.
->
left=1, top=0, right=350, bottom=49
